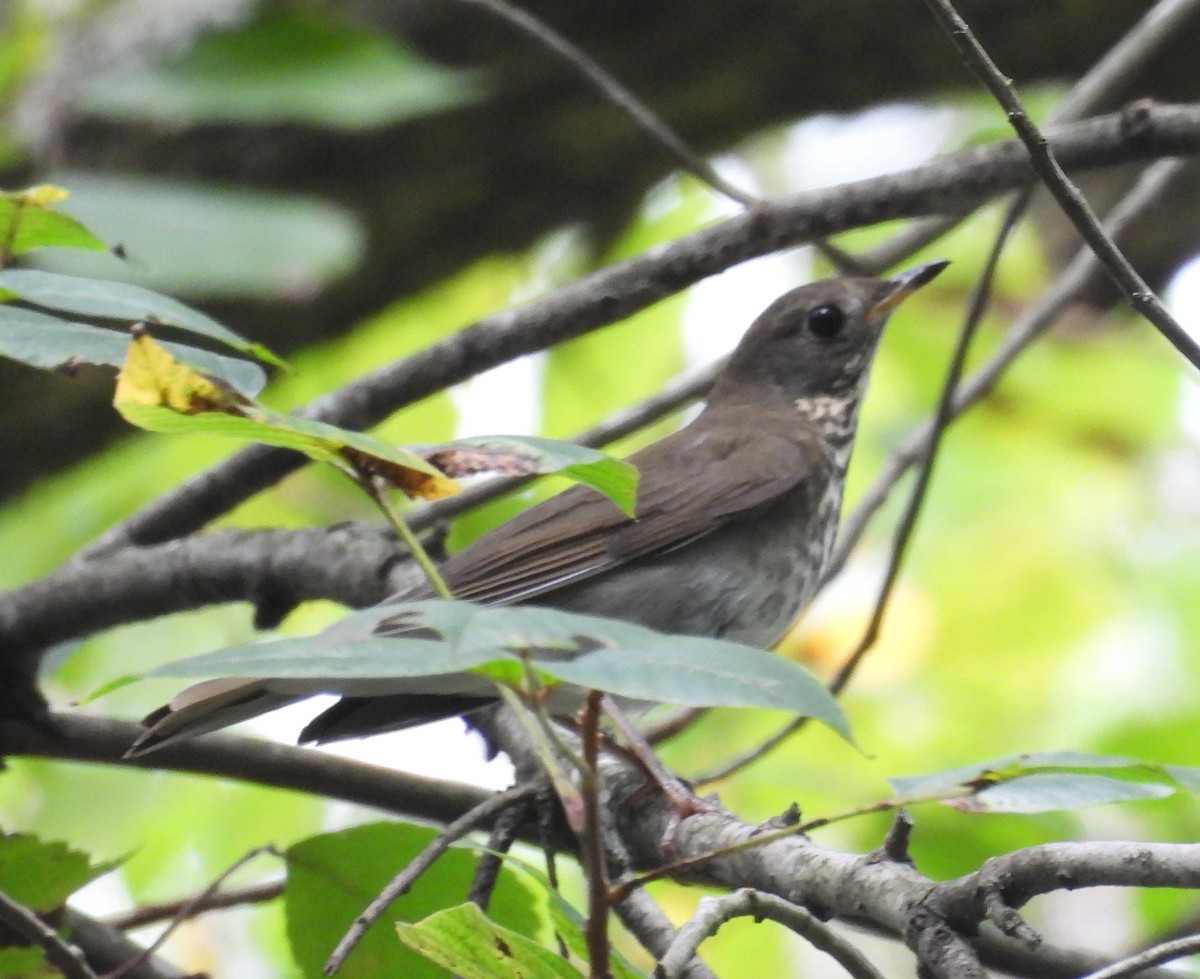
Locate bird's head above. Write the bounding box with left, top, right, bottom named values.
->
left=715, top=260, right=949, bottom=404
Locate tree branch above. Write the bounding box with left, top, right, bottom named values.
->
left=79, top=102, right=1200, bottom=556
left=829, top=155, right=1189, bottom=578
left=0, top=524, right=423, bottom=678
left=0, top=714, right=498, bottom=831
left=923, top=0, right=1200, bottom=370
left=0, top=888, right=98, bottom=979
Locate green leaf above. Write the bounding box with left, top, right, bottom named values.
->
left=0, top=185, right=107, bottom=259
left=285, top=823, right=537, bottom=979
left=0, top=269, right=285, bottom=367
left=951, top=772, right=1175, bottom=814
left=0, top=305, right=266, bottom=396
left=82, top=7, right=484, bottom=129
left=464, top=850, right=645, bottom=979
left=76, top=674, right=140, bottom=706
left=396, top=903, right=582, bottom=979
left=0, top=831, right=118, bottom=913
left=425, top=434, right=639, bottom=515
left=890, top=751, right=1200, bottom=813
left=146, top=600, right=851, bottom=739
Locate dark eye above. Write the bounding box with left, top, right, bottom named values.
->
left=807, top=304, right=845, bottom=338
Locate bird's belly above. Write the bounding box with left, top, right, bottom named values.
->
left=547, top=486, right=840, bottom=649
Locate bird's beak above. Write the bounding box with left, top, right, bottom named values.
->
left=867, top=259, right=951, bottom=319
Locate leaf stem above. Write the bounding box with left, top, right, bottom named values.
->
left=357, top=472, right=452, bottom=599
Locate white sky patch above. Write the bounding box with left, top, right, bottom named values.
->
left=230, top=696, right=515, bottom=795
left=784, top=104, right=963, bottom=187
left=450, top=354, right=543, bottom=439
left=683, top=158, right=810, bottom=368
left=1165, top=256, right=1200, bottom=446
left=318, top=717, right=514, bottom=790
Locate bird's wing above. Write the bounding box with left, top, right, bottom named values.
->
left=131, top=408, right=825, bottom=752
left=438, top=406, right=823, bottom=607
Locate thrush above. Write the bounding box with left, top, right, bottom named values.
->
left=130, top=260, right=948, bottom=754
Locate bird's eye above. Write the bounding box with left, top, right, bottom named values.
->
left=807, top=303, right=845, bottom=338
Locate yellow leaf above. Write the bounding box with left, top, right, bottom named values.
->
left=114, top=330, right=238, bottom=415
left=340, top=446, right=461, bottom=501
left=17, top=184, right=70, bottom=207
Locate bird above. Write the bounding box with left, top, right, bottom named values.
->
left=129, top=260, right=948, bottom=755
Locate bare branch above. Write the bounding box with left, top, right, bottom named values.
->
left=922, top=0, right=1200, bottom=371
left=0, top=714, right=500, bottom=833
left=450, top=0, right=757, bottom=208
left=61, top=909, right=187, bottom=979
left=1050, top=0, right=1200, bottom=123
left=0, top=888, right=98, bottom=979
left=105, top=879, right=283, bottom=932
left=109, top=846, right=282, bottom=979
left=0, top=524, right=417, bottom=671
left=1080, top=934, right=1200, bottom=979
left=657, top=888, right=886, bottom=979
left=613, top=885, right=717, bottom=979
left=324, top=784, right=534, bottom=975
left=829, top=156, right=1188, bottom=577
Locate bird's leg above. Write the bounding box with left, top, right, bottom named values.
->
left=599, top=696, right=720, bottom=855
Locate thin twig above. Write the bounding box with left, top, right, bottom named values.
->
left=466, top=793, right=533, bottom=908
left=0, top=887, right=99, bottom=979
left=828, top=188, right=1032, bottom=695
left=643, top=707, right=709, bottom=746
left=693, top=713, right=804, bottom=788
left=451, top=0, right=756, bottom=208
left=578, top=690, right=611, bottom=978
left=850, top=0, right=1200, bottom=277
left=1078, top=934, right=1200, bottom=979
left=108, top=846, right=282, bottom=979
left=1049, top=0, right=1200, bottom=124
left=656, top=889, right=886, bottom=979
left=323, top=784, right=533, bottom=976
left=921, top=0, right=1200, bottom=372
left=105, top=879, right=283, bottom=932
left=829, top=156, right=1188, bottom=578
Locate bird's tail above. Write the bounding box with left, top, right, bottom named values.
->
left=126, top=677, right=300, bottom=756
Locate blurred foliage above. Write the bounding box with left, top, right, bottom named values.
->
left=43, top=174, right=368, bottom=301
left=286, top=823, right=538, bottom=979
left=2, top=10, right=1200, bottom=976
left=80, top=6, right=484, bottom=130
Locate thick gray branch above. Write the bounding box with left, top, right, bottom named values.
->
left=0, top=524, right=419, bottom=671
left=0, top=713, right=494, bottom=829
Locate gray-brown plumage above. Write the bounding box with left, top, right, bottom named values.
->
left=130, top=261, right=947, bottom=755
